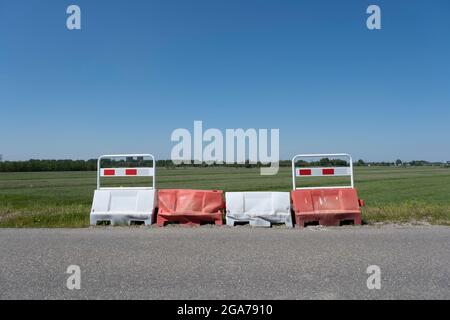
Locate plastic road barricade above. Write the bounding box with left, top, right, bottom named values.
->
left=90, top=154, right=156, bottom=226
left=291, top=153, right=363, bottom=228
left=225, top=192, right=292, bottom=227
left=156, top=189, right=225, bottom=226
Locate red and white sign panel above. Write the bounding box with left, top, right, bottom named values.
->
left=100, top=167, right=154, bottom=177
left=295, top=167, right=351, bottom=177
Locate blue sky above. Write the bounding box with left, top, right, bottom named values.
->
left=0, top=0, right=449, bottom=161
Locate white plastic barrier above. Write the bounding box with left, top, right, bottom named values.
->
left=90, top=154, right=156, bottom=226
left=225, top=192, right=292, bottom=227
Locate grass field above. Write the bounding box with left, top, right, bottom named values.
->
left=0, top=166, right=449, bottom=227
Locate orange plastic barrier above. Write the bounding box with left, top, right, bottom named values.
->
left=157, top=189, right=225, bottom=226
left=291, top=188, right=363, bottom=228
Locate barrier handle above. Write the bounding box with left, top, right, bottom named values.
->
left=97, top=154, right=156, bottom=190
left=291, top=153, right=354, bottom=190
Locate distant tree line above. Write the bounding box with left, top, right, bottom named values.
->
left=0, top=159, right=290, bottom=172
left=354, top=159, right=447, bottom=167
left=0, top=159, right=98, bottom=172
left=0, top=158, right=447, bottom=172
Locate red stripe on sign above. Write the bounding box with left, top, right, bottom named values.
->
left=323, top=168, right=335, bottom=175
left=299, top=169, right=312, bottom=176
left=104, top=169, right=115, bottom=176
left=125, top=169, right=137, bottom=176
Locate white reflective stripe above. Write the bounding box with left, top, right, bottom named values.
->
left=295, top=167, right=351, bottom=177
left=100, top=167, right=154, bottom=177
left=137, top=168, right=154, bottom=176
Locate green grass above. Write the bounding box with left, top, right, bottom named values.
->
left=0, top=166, right=449, bottom=227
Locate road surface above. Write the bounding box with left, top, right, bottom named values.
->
left=0, top=225, right=449, bottom=299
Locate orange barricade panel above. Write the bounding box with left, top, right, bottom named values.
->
left=157, top=189, right=225, bottom=226
left=291, top=188, right=362, bottom=227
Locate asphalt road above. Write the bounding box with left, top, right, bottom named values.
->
left=0, top=225, right=449, bottom=299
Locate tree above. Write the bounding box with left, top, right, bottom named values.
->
left=356, top=159, right=366, bottom=166
left=319, top=158, right=331, bottom=166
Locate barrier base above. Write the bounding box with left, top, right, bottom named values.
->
left=157, top=212, right=223, bottom=227
left=226, top=216, right=293, bottom=228
left=295, top=212, right=361, bottom=228
left=90, top=213, right=154, bottom=226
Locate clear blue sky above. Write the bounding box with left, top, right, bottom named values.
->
left=1, top=0, right=449, bottom=161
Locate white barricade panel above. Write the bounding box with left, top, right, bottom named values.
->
left=292, top=153, right=354, bottom=190
left=295, top=167, right=351, bottom=177
left=90, top=189, right=156, bottom=226
left=225, top=192, right=292, bottom=227
left=100, top=167, right=154, bottom=177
